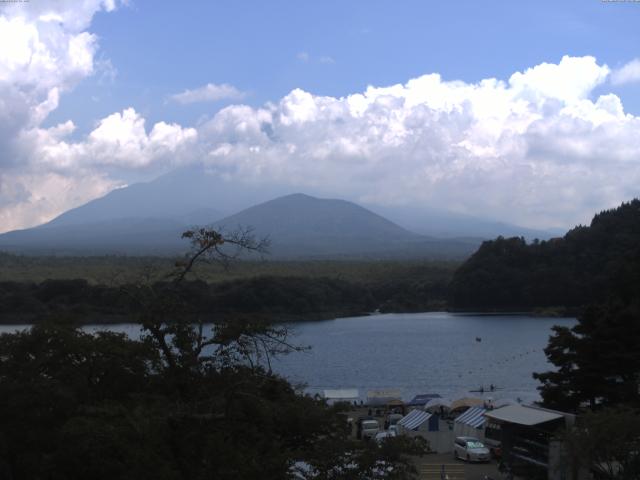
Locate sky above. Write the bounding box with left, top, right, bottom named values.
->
left=1, top=0, right=640, bottom=234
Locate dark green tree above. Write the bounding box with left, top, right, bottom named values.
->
left=560, top=408, right=640, bottom=480
left=0, top=227, right=426, bottom=480
left=534, top=297, right=640, bottom=411
left=450, top=199, right=640, bottom=311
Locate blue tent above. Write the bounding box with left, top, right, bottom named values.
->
left=407, top=393, right=442, bottom=407
left=398, top=409, right=439, bottom=432
left=455, top=407, right=487, bottom=429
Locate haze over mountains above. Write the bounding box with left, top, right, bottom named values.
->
left=0, top=167, right=559, bottom=258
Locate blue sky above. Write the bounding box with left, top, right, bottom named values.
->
left=46, top=0, right=640, bottom=133
left=1, top=0, right=640, bottom=233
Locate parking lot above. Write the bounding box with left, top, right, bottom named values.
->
left=414, top=453, right=501, bottom=480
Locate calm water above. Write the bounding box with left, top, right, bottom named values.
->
left=0, top=312, right=575, bottom=405
left=272, top=312, right=575, bottom=404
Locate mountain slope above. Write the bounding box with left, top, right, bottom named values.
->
left=0, top=218, right=188, bottom=255
left=367, top=203, right=561, bottom=240
left=44, top=166, right=286, bottom=228
left=214, top=193, right=478, bottom=259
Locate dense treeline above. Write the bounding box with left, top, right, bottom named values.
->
left=531, top=248, right=640, bottom=477
left=450, top=199, right=640, bottom=310
left=0, top=253, right=457, bottom=286
left=0, top=277, right=370, bottom=323
left=0, top=254, right=455, bottom=323
left=0, top=273, right=451, bottom=324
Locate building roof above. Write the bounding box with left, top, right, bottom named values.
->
left=454, top=407, right=486, bottom=429
left=322, top=389, right=359, bottom=400
left=484, top=405, right=564, bottom=426
left=398, top=410, right=432, bottom=430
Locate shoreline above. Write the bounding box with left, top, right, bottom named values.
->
left=0, top=307, right=578, bottom=327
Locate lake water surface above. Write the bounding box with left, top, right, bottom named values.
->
left=271, top=312, right=575, bottom=405
left=0, top=312, right=575, bottom=405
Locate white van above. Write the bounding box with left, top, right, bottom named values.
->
left=360, top=419, right=380, bottom=439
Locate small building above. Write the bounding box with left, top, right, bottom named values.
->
left=322, top=389, right=359, bottom=405
left=484, top=404, right=576, bottom=480
left=366, top=389, right=402, bottom=406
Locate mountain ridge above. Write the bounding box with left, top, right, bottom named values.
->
left=0, top=192, right=479, bottom=259
left=31, top=166, right=559, bottom=239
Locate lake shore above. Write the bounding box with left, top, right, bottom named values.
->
left=0, top=305, right=579, bottom=326
left=0, top=309, right=372, bottom=326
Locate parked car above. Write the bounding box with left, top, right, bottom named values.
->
left=374, top=430, right=396, bottom=443
left=357, top=419, right=380, bottom=439
left=453, top=436, right=491, bottom=462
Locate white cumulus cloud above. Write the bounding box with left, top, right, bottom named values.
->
left=1, top=1, right=639, bottom=240
left=0, top=1, right=199, bottom=233
left=170, top=83, right=246, bottom=105
left=611, top=58, right=640, bottom=85
left=193, top=55, right=639, bottom=229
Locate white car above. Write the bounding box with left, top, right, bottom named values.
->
left=453, top=436, right=491, bottom=462
left=359, top=419, right=380, bottom=439
left=374, top=430, right=397, bottom=443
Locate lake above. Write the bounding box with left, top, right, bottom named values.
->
left=271, top=312, right=575, bottom=404
left=0, top=312, right=575, bottom=405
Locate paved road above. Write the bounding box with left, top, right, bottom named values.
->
left=414, top=453, right=501, bottom=480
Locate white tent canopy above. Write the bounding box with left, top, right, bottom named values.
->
left=424, top=398, right=451, bottom=411
left=397, top=410, right=432, bottom=431
left=322, top=389, right=359, bottom=400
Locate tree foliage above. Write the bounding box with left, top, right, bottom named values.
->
left=0, top=228, right=426, bottom=480
left=0, top=267, right=455, bottom=325
left=560, top=408, right=640, bottom=480
left=533, top=297, right=640, bottom=412
left=450, top=199, right=640, bottom=310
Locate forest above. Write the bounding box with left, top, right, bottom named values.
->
left=529, top=203, right=640, bottom=478
left=450, top=199, right=640, bottom=312
left=0, top=257, right=454, bottom=324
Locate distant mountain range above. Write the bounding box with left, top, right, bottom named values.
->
left=0, top=192, right=479, bottom=258
left=0, top=166, right=559, bottom=258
